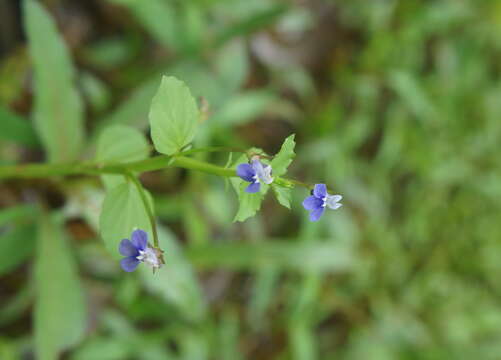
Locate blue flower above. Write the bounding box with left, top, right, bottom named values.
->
left=302, top=184, right=342, bottom=221
left=119, top=229, right=161, bottom=272
left=236, top=158, right=274, bottom=193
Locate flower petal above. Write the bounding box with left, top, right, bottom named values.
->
left=251, top=160, right=274, bottom=185
left=261, top=165, right=274, bottom=184
left=302, top=195, right=323, bottom=210
left=309, top=207, right=325, bottom=222
left=119, top=239, right=138, bottom=257
left=329, top=203, right=342, bottom=210
left=331, top=195, right=342, bottom=202
left=313, top=184, right=327, bottom=199
left=131, top=229, right=148, bottom=250
left=325, top=194, right=343, bottom=210
left=120, top=256, right=140, bottom=272
left=245, top=182, right=261, bottom=193
left=251, top=159, right=265, bottom=174
left=236, top=163, right=255, bottom=182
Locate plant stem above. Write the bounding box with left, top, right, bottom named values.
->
left=179, top=146, right=247, bottom=156
left=0, top=154, right=310, bottom=189
left=126, top=172, right=159, bottom=249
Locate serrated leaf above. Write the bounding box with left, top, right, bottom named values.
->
left=24, top=0, right=85, bottom=162
left=96, top=125, right=150, bottom=190
left=149, top=76, right=199, bottom=155
left=35, top=213, right=86, bottom=359
left=232, top=181, right=268, bottom=222
left=230, top=154, right=268, bottom=222
left=99, top=181, right=151, bottom=257
left=272, top=185, right=291, bottom=209
left=271, top=134, right=296, bottom=177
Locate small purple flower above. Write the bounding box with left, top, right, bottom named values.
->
left=236, top=158, right=274, bottom=193
left=302, top=184, right=342, bottom=222
left=119, top=229, right=162, bottom=272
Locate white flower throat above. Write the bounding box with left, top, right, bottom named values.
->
left=252, top=159, right=274, bottom=185
left=136, top=247, right=161, bottom=268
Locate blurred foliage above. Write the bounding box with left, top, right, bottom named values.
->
left=1, top=0, right=501, bottom=359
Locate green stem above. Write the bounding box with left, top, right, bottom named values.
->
left=0, top=154, right=310, bottom=189
left=126, top=172, right=159, bottom=249
left=180, top=146, right=247, bottom=156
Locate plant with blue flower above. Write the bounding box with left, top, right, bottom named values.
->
left=0, top=75, right=345, bottom=276
left=236, top=156, right=274, bottom=193
left=119, top=229, right=164, bottom=272
left=302, top=184, right=343, bottom=221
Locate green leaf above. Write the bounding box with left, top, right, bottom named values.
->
left=212, top=90, right=276, bottom=127
left=230, top=153, right=268, bottom=222
left=35, top=213, right=86, bottom=360
left=218, top=310, right=242, bottom=360
left=96, top=125, right=149, bottom=163
left=0, top=106, right=39, bottom=148
left=214, top=4, right=288, bottom=46
left=96, top=125, right=150, bottom=190
left=272, top=185, right=291, bottom=209
left=24, top=0, right=85, bottom=162
left=80, top=72, right=111, bottom=114
left=0, top=205, right=38, bottom=275
left=107, top=0, right=180, bottom=51
left=0, top=279, right=33, bottom=327
left=186, top=240, right=353, bottom=273
left=149, top=76, right=199, bottom=155
left=271, top=134, right=296, bottom=177
left=0, top=224, right=36, bottom=275
left=232, top=181, right=268, bottom=222
left=216, top=40, right=248, bottom=93
left=99, top=181, right=151, bottom=257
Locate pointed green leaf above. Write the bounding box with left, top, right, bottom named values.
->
left=99, top=181, right=151, bottom=257
left=35, top=213, right=86, bottom=360
left=149, top=76, right=199, bottom=155
left=231, top=181, right=268, bottom=222
left=96, top=125, right=150, bottom=190
left=271, top=134, right=296, bottom=177
left=24, top=0, right=85, bottom=162
left=272, top=185, right=291, bottom=209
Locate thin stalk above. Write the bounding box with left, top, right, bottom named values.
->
left=126, top=172, right=159, bottom=249
left=179, top=146, right=247, bottom=156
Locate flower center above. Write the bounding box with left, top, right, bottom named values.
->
left=321, top=196, right=327, bottom=207
left=136, top=248, right=160, bottom=268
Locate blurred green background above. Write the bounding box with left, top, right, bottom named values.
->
left=2, top=0, right=501, bottom=359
